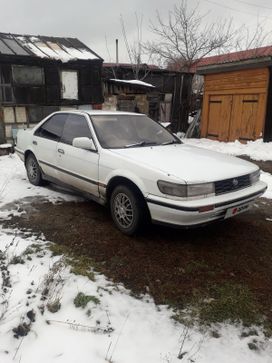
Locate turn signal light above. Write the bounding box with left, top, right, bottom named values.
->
left=198, top=205, right=215, bottom=213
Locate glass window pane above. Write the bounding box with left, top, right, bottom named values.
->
left=3, top=38, right=29, bottom=56
left=0, top=39, right=14, bottom=55
left=12, top=65, right=44, bottom=85
left=91, top=115, right=177, bottom=148
left=61, top=114, right=91, bottom=145
left=35, top=114, right=67, bottom=141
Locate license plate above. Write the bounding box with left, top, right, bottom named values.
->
left=224, top=204, right=250, bottom=219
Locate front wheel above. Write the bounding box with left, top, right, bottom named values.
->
left=25, top=154, right=43, bottom=186
left=110, top=185, right=145, bottom=235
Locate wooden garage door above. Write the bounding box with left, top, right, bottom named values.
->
left=229, top=94, right=265, bottom=141
left=205, top=93, right=265, bottom=142
left=206, top=95, right=232, bottom=141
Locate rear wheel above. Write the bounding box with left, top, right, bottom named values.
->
left=110, top=185, right=145, bottom=235
left=25, top=154, right=43, bottom=186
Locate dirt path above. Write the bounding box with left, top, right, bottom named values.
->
left=4, top=194, right=272, bottom=324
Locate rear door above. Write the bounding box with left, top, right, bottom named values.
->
left=56, top=113, right=99, bottom=196
left=33, top=113, right=67, bottom=178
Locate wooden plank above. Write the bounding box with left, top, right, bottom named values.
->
left=204, top=95, right=232, bottom=141
left=263, top=68, right=272, bottom=141
left=219, top=95, right=232, bottom=141
left=239, top=95, right=259, bottom=141
left=204, top=68, right=269, bottom=93
left=255, top=93, right=267, bottom=139
left=204, top=88, right=267, bottom=96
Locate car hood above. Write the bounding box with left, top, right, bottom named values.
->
left=109, top=143, right=258, bottom=183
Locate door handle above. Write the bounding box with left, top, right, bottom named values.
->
left=58, top=149, right=64, bottom=154
left=33, top=140, right=37, bottom=145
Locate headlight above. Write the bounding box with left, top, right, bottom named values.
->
left=187, top=182, right=215, bottom=197
left=157, top=180, right=215, bottom=198
left=250, top=169, right=260, bottom=184
left=157, top=181, right=187, bottom=197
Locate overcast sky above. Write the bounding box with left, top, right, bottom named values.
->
left=0, top=0, right=272, bottom=62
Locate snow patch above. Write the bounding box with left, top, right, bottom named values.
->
left=183, top=138, right=272, bottom=161
left=110, top=79, right=155, bottom=88
left=17, top=36, right=98, bottom=62
left=0, top=154, right=79, bottom=213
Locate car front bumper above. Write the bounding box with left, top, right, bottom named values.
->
left=146, top=181, right=267, bottom=227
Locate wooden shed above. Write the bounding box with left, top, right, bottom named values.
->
left=197, top=47, right=272, bottom=142
left=102, top=63, right=193, bottom=132
left=0, top=32, right=103, bottom=143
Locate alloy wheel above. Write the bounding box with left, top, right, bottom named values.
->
left=113, top=192, right=134, bottom=228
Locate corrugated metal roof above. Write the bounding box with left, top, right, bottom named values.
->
left=0, top=32, right=102, bottom=62
left=193, top=46, right=272, bottom=70
left=167, top=46, right=272, bottom=72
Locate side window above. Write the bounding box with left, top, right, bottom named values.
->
left=61, top=114, right=92, bottom=145
left=34, top=114, right=68, bottom=141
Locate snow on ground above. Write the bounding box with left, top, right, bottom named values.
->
left=1, top=233, right=271, bottom=363
left=0, top=154, right=79, bottom=211
left=183, top=138, right=272, bottom=162
left=0, top=153, right=272, bottom=362
left=184, top=138, right=272, bottom=200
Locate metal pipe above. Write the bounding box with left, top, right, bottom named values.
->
left=115, top=39, right=119, bottom=66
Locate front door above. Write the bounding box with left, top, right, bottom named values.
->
left=56, top=113, right=99, bottom=196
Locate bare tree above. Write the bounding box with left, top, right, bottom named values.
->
left=235, top=20, right=272, bottom=52
left=146, top=1, right=235, bottom=71
left=120, top=13, right=151, bottom=80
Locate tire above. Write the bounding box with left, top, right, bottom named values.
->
left=110, top=184, right=145, bottom=235
left=25, top=154, right=43, bottom=186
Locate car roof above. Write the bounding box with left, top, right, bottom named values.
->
left=54, top=110, right=144, bottom=116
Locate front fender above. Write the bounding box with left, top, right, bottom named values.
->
left=104, top=169, right=148, bottom=197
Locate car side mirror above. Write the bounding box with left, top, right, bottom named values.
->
left=72, top=137, right=96, bottom=151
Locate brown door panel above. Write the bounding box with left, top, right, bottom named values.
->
left=206, top=95, right=232, bottom=141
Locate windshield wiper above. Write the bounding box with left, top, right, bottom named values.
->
left=125, top=141, right=158, bottom=148
left=161, top=140, right=179, bottom=145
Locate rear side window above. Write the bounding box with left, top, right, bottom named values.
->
left=61, top=114, right=92, bottom=145
left=34, top=114, right=68, bottom=141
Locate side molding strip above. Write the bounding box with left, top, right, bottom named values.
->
left=38, top=160, right=106, bottom=188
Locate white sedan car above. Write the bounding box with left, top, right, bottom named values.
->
left=15, top=110, right=267, bottom=235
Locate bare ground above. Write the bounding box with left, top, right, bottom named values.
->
left=3, top=191, right=272, bottom=325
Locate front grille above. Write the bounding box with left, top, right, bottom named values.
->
left=214, top=174, right=251, bottom=195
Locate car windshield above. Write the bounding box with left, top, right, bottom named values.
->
left=90, top=114, right=181, bottom=149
